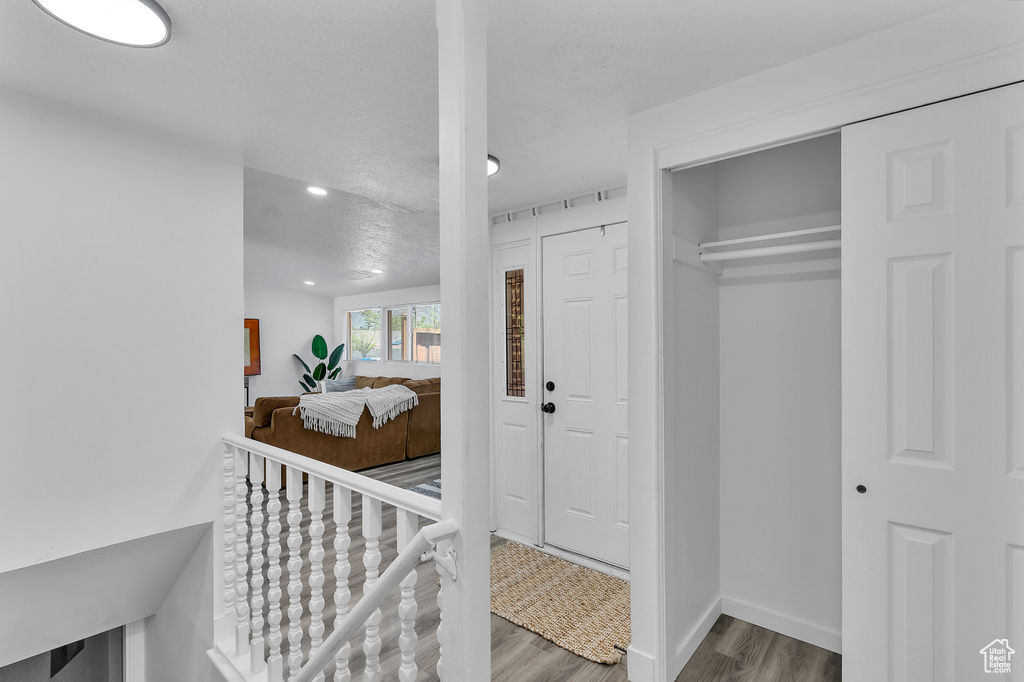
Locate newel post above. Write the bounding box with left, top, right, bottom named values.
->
left=436, top=0, right=491, bottom=679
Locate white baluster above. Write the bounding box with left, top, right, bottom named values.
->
left=397, top=509, right=419, bottom=682
left=308, top=476, right=327, bottom=682
left=333, top=485, right=353, bottom=682
left=222, top=443, right=236, bottom=644
left=265, top=461, right=284, bottom=681
left=435, top=564, right=443, bottom=681
left=286, top=466, right=305, bottom=679
left=234, top=446, right=250, bottom=659
left=362, top=497, right=383, bottom=682
left=249, top=454, right=267, bottom=674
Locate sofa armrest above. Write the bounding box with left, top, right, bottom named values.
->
left=252, top=396, right=301, bottom=428
left=407, top=390, right=441, bottom=459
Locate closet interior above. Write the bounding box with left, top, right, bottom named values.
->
left=668, top=132, right=843, bottom=650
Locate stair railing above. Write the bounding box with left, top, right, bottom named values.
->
left=209, top=433, right=454, bottom=682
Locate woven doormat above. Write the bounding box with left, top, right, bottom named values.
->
left=490, top=541, right=630, bottom=664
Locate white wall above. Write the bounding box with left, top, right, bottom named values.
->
left=334, top=284, right=442, bottom=380
left=0, top=87, right=242, bottom=677
left=716, top=135, right=843, bottom=647
left=244, top=281, right=335, bottom=402
left=666, top=165, right=721, bottom=671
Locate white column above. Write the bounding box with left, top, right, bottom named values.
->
left=333, top=485, right=353, bottom=682
left=234, top=447, right=251, bottom=659
left=265, top=461, right=284, bottom=681
left=307, top=476, right=327, bottom=682
left=249, top=454, right=267, bottom=674
left=222, top=443, right=237, bottom=645
left=286, top=466, right=305, bottom=679
left=436, top=0, right=491, bottom=679
left=434, top=563, right=444, bottom=680
left=396, top=509, right=419, bottom=682
left=361, top=496, right=383, bottom=682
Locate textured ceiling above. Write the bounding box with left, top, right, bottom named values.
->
left=0, top=0, right=979, bottom=295
left=244, top=169, right=440, bottom=296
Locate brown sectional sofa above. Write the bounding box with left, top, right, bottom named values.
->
left=245, top=376, right=440, bottom=472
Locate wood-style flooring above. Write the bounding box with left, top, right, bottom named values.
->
left=251, top=454, right=841, bottom=681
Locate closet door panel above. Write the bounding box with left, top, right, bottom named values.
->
left=1011, top=247, right=1024, bottom=477
left=843, top=82, right=1024, bottom=682
left=888, top=254, right=953, bottom=467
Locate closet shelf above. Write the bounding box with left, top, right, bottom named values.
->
left=698, top=225, right=841, bottom=263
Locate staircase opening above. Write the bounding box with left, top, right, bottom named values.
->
left=0, top=626, right=123, bottom=682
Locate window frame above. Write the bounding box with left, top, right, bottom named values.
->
left=345, top=308, right=383, bottom=363
left=346, top=301, right=442, bottom=365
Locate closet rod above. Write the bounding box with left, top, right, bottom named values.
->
left=699, top=239, right=841, bottom=262
left=699, top=224, right=841, bottom=249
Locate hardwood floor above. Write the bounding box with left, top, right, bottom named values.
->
left=251, top=454, right=841, bottom=681
left=676, top=615, right=841, bottom=682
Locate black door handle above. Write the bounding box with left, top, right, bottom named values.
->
left=541, top=402, right=556, bottom=414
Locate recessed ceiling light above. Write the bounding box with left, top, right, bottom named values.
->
left=307, top=186, right=328, bottom=196
left=304, top=281, right=315, bottom=286
left=370, top=269, right=384, bottom=275
left=487, top=155, right=500, bottom=177
left=32, top=0, right=171, bottom=48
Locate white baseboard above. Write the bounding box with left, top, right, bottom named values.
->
left=672, top=596, right=723, bottom=677
left=624, top=644, right=656, bottom=682
left=721, top=596, right=841, bottom=654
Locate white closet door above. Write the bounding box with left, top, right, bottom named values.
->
left=542, top=223, right=629, bottom=568
left=842, top=83, right=1024, bottom=682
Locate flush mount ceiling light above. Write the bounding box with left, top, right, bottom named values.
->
left=370, top=269, right=384, bottom=275
left=487, top=155, right=500, bottom=177
left=307, top=186, right=328, bottom=196
left=33, top=0, right=171, bottom=48
left=304, top=281, right=315, bottom=286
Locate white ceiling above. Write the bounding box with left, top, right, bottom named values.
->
left=0, top=0, right=975, bottom=296
left=244, top=168, right=441, bottom=297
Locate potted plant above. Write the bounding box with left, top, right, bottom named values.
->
left=293, top=335, right=345, bottom=392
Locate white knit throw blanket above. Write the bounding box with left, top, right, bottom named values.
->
left=294, top=385, right=418, bottom=438
left=365, top=384, right=419, bottom=428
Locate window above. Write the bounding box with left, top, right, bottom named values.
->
left=505, top=269, right=525, bottom=397
left=350, top=302, right=441, bottom=364
left=387, top=308, right=408, bottom=361
left=412, top=303, right=441, bottom=363
left=347, top=309, right=381, bottom=361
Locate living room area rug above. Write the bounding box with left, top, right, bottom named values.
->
left=408, top=478, right=441, bottom=499
left=490, top=540, right=631, bottom=665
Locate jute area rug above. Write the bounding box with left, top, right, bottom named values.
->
left=490, top=541, right=631, bottom=664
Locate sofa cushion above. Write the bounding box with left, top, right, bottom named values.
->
left=403, top=377, right=441, bottom=395
left=373, top=376, right=407, bottom=388
left=323, top=377, right=357, bottom=393
left=252, top=395, right=301, bottom=428
left=355, top=376, right=378, bottom=389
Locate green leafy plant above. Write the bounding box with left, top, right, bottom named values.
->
left=293, top=335, right=345, bottom=392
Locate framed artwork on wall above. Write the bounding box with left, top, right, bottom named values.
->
left=244, top=318, right=261, bottom=376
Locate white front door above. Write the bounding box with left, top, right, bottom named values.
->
left=842, top=83, right=1024, bottom=681
left=542, top=223, right=629, bottom=569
